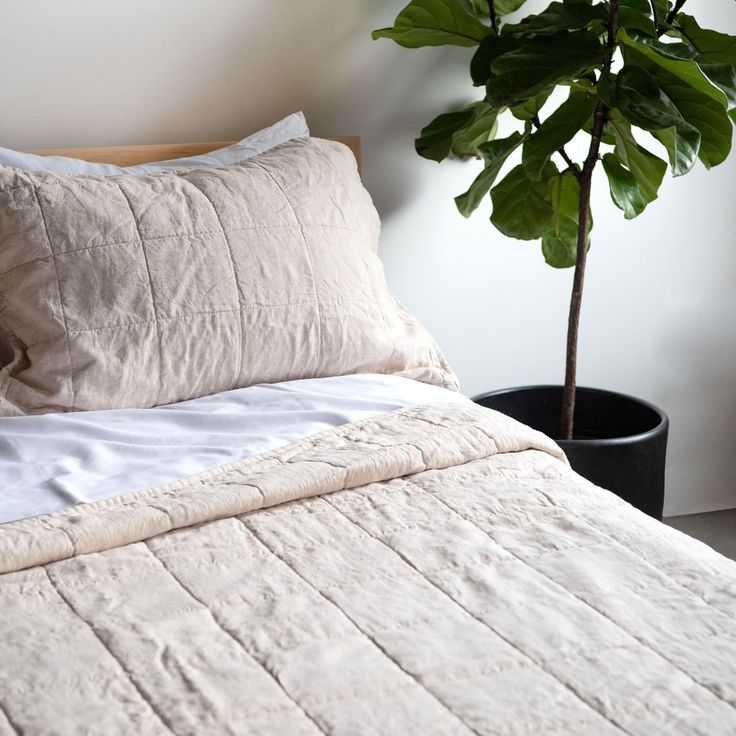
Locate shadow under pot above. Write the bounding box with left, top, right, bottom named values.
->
left=472, top=386, right=669, bottom=520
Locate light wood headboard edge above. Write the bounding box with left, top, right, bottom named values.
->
left=31, top=136, right=361, bottom=171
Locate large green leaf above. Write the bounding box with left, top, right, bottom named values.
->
left=619, top=9, right=656, bottom=37
left=619, top=0, right=656, bottom=37
left=451, top=102, right=499, bottom=156
left=415, top=108, right=477, bottom=161
left=677, top=14, right=736, bottom=67
left=510, top=88, right=553, bottom=120
left=372, top=0, right=490, bottom=48
left=541, top=172, right=587, bottom=269
left=620, top=29, right=732, bottom=110
left=495, top=0, right=528, bottom=14
left=621, top=30, right=736, bottom=112
left=485, top=30, right=604, bottom=108
left=609, top=65, right=701, bottom=175
left=621, top=0, right=651, bottom=11
left=602, top=152, right=649, bottom=219
left=490, top=162, right=557, bottom=240
left=502, top=1, right=608, bottom=36
left=522, top=90, right=595, bottom=180
left=649, top=0, right=670, bottom=30
left=651, top=73, right=733, bottom=168
left=621, top=35, right=734, bottom=168
left=455, top=131, right=525, bottom=216
left=606, top=111, right=667, bottom=201
left=470, top=34, right=520, bottom=85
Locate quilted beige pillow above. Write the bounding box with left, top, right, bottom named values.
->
left=0, top=138, right=457, bottom=415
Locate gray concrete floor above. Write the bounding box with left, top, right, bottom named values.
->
left=665, top=509, right=736, bottom=562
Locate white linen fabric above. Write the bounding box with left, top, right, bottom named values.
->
left=0, top=374, right=468, bottom=524
left=0, top=111, right=309, bottom=175
left=1, top=401, right=735, bottom=734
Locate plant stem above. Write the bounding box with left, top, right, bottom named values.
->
left=560, top=0, right=619, bottom=440
left=489, top=0, right=498, bottom=34
left=531, top=115, right=582, bottom=182
left=659, top=0, right=688, bottom=36
left=559, top=148, right=583, bottom=182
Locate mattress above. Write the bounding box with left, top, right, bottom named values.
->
left=0, top=374, right=467, bottom=524
left=1, top=400, right=735, bottom=735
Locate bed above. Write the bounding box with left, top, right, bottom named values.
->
left=1, top=124, right=735, bottom=736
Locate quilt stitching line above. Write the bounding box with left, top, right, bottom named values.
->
left=41, top=565, right=176, bottom=734
left=29, top=183, right=77, bottom=411
left=477, top=538, right=626, bottom=565
left=536, top=488, right=736, bottom=628
left=409, top=478, right=736, bottom=717
left=19, top=296, right=386, bottom=349
left=308, top=139, right=396, bottom=368
left=0, top=223, right=364, bottom=280
left=142, top=541, right=327, bottom=736
left=238, top=516, right=479, bottom=736
left=0, top=253, right=53, bottom=281
left=369, top=640, right=637, bottom=689
left=320, top=494, right=631, bottom=736
left=531, top=699, right=725, bottom=736
left=294, top=679, right=418, bottom=709
left=251, top=160, right=323, bottom=372
left=238, top=515, right=530, bottom=556
left=115, top=181, right=166, bottom=407
left=183, top=179, right=244, bottom=389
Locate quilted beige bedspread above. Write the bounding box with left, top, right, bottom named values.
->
left=1, top=403, right=735, bottom=735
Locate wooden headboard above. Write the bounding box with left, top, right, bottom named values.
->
left=31, top=136, right=361, bottom=170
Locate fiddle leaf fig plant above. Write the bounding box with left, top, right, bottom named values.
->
left=373, top=0, right=736, bottom=439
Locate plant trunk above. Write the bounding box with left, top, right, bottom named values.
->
left=559, top=173, right=592, bottom=440
left=560, top=0, right=619, bottom=440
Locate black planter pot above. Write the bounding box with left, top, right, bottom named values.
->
left=473, top=386, right=669, bottom=520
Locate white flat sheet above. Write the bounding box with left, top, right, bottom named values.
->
left=0, top=374, right=468, bottom=524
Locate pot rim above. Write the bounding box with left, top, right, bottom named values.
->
left=472, top=384, right=669, bottom=447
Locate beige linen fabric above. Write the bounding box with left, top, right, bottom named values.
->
left=1, top=402, right=736, bottom=734
left=0, top=138, right=456, bottom=415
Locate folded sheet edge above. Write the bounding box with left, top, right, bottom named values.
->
left=0, top=402, right=566, bottom=573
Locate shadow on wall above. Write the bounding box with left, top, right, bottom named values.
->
left=299, top=5, right=474, bottom=221
left=0, top=1, right=420, bottom=151
left=355, top=61, right=470, bottom=220
left=661, top=287, right=736, bottom=515
left=0, top=0, right=473, bottom=225
left=154, top=0, right=473, bottom=222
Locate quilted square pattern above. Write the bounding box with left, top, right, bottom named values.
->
left=36, top=177, right=137, bottom=254
left=0, top=138, right=457, bottom=415
left=55, top=242, right=155, bottom=332
left=1, top=403, right=736, bottom=734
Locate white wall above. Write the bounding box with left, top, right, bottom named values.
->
left=0, top=0, right=734, bottom=515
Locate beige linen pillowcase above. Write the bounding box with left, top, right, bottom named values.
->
left=0, top=137, right=457, bottom=416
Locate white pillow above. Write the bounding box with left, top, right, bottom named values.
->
left=0, top=112, right=309, bottom=175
